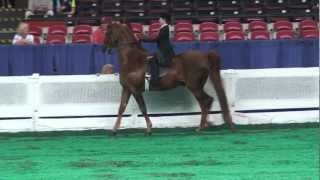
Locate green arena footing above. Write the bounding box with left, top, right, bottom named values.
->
left=0, top=123, right=319, bottom=180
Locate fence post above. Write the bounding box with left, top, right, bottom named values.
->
left=30, top=73, right=40, bottom=131
left=222, top=69, right=237, bottom=115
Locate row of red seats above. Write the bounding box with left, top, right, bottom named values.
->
left=29, top=25, right=92, bottom=36
left=29, top=25, right=93, bottom=44
left=31, top=19, right=316, bottom=36
left=175, top=29, right=318, bottom=41
left=29, top=19, right=318, bottom=43
left=31, top=29, right=318, bottom=44
left=31, top=34, right=92, bottom=44
left=131, top=19, right=318, bottom=35
left=133, top=19, right=319, bottom=41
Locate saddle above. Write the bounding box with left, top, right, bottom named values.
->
left=145, top=55, right=169, bottom=80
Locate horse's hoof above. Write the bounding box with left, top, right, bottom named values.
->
left=229, top=124, right=236, bottom=133
left=111, top=130, right=118, bottom=136
left=195, top=127, right=202, bottom=133
left=144, top=129, right=152, bottom=136
left=144, top=132, right=152, bottom=136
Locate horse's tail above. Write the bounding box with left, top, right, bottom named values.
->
left=207, top=51, right=235, bottom=131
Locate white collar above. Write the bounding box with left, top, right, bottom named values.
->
left=160, top=23, right=168, bottom=29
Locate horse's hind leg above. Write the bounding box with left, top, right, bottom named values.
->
left=209, top=70, right=235, bottom=131
left=132, top=93, right=152, bottom=135
left=189, top=88, right=213, bottom=132
left=113, top=88, right=131, bottom=135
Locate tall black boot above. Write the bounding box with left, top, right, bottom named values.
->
left=149, top=57, right=161, bottom=90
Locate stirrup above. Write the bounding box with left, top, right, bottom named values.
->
left=146, top=56, right=154, bottom=61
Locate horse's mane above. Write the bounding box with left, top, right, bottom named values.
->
left=108, top=23, right=145, bottom=51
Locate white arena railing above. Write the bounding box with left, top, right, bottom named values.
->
left=0, top=67, right=318, bottom=132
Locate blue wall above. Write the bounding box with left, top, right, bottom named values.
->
left=0, top=39, right=318, bottom=76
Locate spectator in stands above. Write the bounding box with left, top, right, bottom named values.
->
left=59, top=0, right=76, bottom=15
left=25, top=0, right=54, bottom=18
left=92, top=17, right=111, bottom=44
left=1, top=0, right=13, bottom=8
left=141, top=13, right=175, bottom=86
left=101, top=64, right=114, bottom=74
left=53, top=0, right=61, bottom=14
left=12, top=22, right=34, bottom=45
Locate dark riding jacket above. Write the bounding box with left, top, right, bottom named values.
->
left=143, top=24, right=175, bottom=66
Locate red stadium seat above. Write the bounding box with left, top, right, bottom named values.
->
left=225, top=31, right=245, bottom=40
left=48, top=25, right=67, bottom=35
left=200, top=31, right=219, bottom=41
left=300, top=29, right=319, bottom=39
left=73, top=25, right=92, bottom=35
left=175, top=22, right=193, bottom=33
left=149, top=22, right=160, bottom=32
left=148, top=22, right=160, bottom=39
left=72, top=34, right=92, bottom=43
left=249, top=21, right=268, bottom=31
left=29, top=26, right=42, bottom=36
left=47, top=34, right=66, bottom=44
left=224, top=21, right=242, bottom=32
left=148, top=31, right=159, bottom=39
left=276, top=30, right=294, bottom=39
left=299, top=19, right=317, bottom=31
left=250, top=30, right=270, bottom=40
left=274, top=20, right=293, bottom=31
left=199, top=22, right=218, bottom=32
left=130, top=23, right=143, bottom=33
left=174, top=32, right=194, bottom=41
left=33, top=36, right=41, bottom=44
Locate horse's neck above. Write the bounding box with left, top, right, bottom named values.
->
left=117, top=46, right=131, bottom=66
left=116, top=40, right=146, bottom=67
left=116, top=32, right=143, bottom=65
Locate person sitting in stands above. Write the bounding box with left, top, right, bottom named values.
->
left=92, top=17, right=111, bottom=44
left=59, top=0, right=76, bottom=15
left=25, top=0, right=54, bottom=18
left=101, top=64, right=114, bottom=74
left=12, top=22, right=34, bottom=45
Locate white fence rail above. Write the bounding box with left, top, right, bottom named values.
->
left=0, top=68, right=318, bottom=132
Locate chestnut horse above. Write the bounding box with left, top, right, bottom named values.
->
left=104, top=23, right=235, bottom=135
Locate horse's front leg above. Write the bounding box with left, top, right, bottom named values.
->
left=112, top=88, right=131, bottom=135
left=132, top=93, right=152, bottom=135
